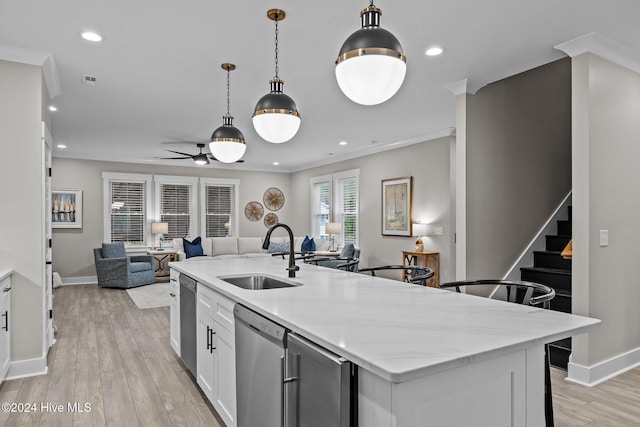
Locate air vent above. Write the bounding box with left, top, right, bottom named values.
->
left=82, top=74, right=97, bottom=85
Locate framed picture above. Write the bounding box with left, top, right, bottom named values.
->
left=382, top=177, right=413, bottom=236
left=52, top=189, right=83, bottom=228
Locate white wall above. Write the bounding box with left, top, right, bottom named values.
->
left=290, top=137, right=454, bottom=284
left=0, top=60, right=48, bottom=366
left=51, top=158, right=291, bottom=279
left=571, top=53, right=640, bottom=370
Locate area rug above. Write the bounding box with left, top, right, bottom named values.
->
left=126, top=282, right=172, bottom=309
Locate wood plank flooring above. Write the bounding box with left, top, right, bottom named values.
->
left=1, top=284, right=639, bottom=426
left=0, top=284, right=222, bottom=427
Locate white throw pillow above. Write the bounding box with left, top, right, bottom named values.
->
left=211, top=237, right=239, bottom=256
left=238, top=237, right=263, bottom=254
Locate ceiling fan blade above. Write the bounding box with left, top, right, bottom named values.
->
left=157, top=156, right=192, bottom=160
left=208, top=155, right=245, bottom=163
left=165, top=149, right=195, bottom=157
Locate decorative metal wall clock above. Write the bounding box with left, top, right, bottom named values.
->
left=263, top=187, right=285, bottom=211
left=244, top=201, right=264, bottom=222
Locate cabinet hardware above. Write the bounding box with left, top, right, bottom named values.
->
left=169, top=292, right=176, bottom=297
left=206, top=325, right=211, bottom=350
left=2, top=311, right=7, bottom=331
left=2, top=287, right=10, bottom=293
left=210, top=328, right=216, bottom=353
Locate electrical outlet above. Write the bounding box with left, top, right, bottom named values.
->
left=599, top=230, right=608, bottom=247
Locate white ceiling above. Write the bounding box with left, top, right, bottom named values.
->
left=1, top=0, right=639, bottom=172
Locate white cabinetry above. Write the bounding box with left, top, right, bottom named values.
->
left=169, top=269, right=180, bottom=356
left=196, top=284, right=236, bottom=427
left=0, top=275, right=12, bottom=383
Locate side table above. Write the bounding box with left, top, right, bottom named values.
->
left=146, top=250, right=177, bottom=282
left=401, top=250, right=440, bottom=288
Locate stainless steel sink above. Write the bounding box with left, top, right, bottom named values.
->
left=218, top=274, right=302, bottom=290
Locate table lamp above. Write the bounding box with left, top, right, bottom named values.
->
left=325, top=222, right=341, bottom=251
left=152, top=222, right=169, bottom=250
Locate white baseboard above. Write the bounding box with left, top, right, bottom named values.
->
left=567, top=346, right=640, bottom=386
left=61, top=275, right=97, bottom=285
left=6, top=355, right=48, bottom=381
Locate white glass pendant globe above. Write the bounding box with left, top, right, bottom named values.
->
left=209, top=140, right=246, bottom=164
left=252, top=113, right=301, bottom=144
left=335, top=55, right=407, bottom=106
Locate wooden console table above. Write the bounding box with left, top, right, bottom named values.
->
left=401, top=250, right=440, bottom=288
left=147, top=250, right=177, bottom=282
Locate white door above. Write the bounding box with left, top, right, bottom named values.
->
left=42, top=123, right=54, bottom=350
left=214, top=322, right=236, bottom=427
left=197, top=310, right=216, bottom=403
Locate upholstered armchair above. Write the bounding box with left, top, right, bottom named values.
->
left=308, top=243, right=360, bottom=272
left=93, top=242, right=155, bottom=288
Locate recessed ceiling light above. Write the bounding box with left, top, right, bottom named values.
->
left=49, top=105, right=57, bottom=112
left=338, top=141, right=348, bottom=146
left=56, top=144, right=67, bottom=149
left=426, top=47, right=444, bottom=56
left=273, top=162, right=280, bottom=166
left=80, top=31, right=103, bottom=42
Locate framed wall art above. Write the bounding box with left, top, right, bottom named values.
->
left=381, top=177, right=412, bottom=236
left=52, top=189, right=83, bottom=228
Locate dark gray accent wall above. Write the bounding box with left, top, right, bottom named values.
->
left=465, top=58, right=572, bottom=278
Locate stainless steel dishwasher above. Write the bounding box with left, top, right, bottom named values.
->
left=234, top=304, right=356, bottom=427
left=179, top=273, right=197, bottom=377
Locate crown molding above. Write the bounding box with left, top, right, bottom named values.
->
left=445, top=78, right=485, bottom=96
left=0, top=44, right=62, bottom=99
left=555, top=32, right=640, bottom=74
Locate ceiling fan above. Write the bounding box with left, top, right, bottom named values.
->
left=158, top=143, right=244, bottom=165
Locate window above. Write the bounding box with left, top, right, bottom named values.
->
left=310, top=175, right=332, bottom=238
left=200, top=178, right=239, bottom=238
left=154, top=175, right=198, bottom=241
left=103, top=173, right=152, bottom=246
left=310, top=169, right=360, bottom=247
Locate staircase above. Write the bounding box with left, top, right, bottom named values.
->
left=520, top=206, right=572, bottom=370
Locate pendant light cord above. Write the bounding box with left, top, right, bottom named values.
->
left=226, top=68, right=231, bottom=116
left=274, top=15, right=279, bottom=79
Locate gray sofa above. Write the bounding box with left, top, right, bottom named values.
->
left=93, top=242, right=155, bottom=288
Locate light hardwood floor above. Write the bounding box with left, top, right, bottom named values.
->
left=1, top=284, right=639, bottom=426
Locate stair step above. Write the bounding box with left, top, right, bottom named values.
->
left=520, top=267, right=571, bottom=293
left=557, top=220, right=572, bottom=235
left=534, top=251, right=572, bottom=270
left=545, top=235, right=572, bottom=252
left=550, top=337, right=571, bottom=351
left=550, top=292, right=571, bottom=313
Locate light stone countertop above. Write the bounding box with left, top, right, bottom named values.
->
left=170, top=257, right=599, bottom=383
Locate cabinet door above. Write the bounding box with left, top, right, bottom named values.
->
left=169, top=279, right=180, bottom=356
left=197, top=309, right=217, bottom=403
left=214, top=321, right=236, bottom=427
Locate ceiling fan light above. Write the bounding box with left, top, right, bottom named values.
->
left=335, top=4, right=406, bottom=105
left=194, top=154, right=209, bottom=165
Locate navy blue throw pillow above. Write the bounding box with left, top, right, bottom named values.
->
left=301, top=236, right=316, bottom=254
left=183, top=237, right=204, bottom=258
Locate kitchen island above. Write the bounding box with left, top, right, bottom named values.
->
left=170, top=256, right=598, bottom=427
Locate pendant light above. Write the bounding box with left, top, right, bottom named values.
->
left=210, top=63, right=247, bottom=163
left=335, top=1, right=406, bottom=106
left=252, top=9, right=301, bottom=144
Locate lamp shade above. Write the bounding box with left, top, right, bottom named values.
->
left=325, top=222, right=341, bottom=235
left=210, top=115, right=246, bottom=163
left=152, top=222, right=168, bottom=235
left=335, top=5, right=406, bottom=105
left=412, top=223, right=428, bottom=237
left=252, top=78, right=301, bottom=144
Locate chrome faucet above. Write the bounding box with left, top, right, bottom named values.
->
left=262, top=223, right=300, bottom=278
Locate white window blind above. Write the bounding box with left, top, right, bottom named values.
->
left=110, top=181, right=145, bottom=245
left=160, top=183, right=191, bottom=239
left=205, top=185, right=234, bottom=237
left=311, top=179, right=331, bottom=238
left=336, top=175, right=359, bottom=246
